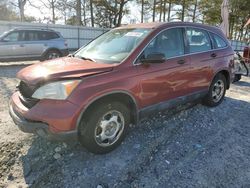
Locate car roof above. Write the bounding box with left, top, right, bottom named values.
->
left=117, top=22, right=223, bottom=35
left=11, top=28, right=56, bottom=32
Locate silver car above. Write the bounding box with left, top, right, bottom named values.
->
left=0, top=28, right=69, bottom=61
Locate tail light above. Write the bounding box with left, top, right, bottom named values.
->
left=64, top=41, right=68, bottom=47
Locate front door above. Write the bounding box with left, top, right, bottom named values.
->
left=0, top=31, right=26, bottom=59
left=135, top=28, right=194, bottom=109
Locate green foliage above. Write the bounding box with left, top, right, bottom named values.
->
left=0, top=1, right=19, bottom=21
left=199, top=0, right=222, bottom=25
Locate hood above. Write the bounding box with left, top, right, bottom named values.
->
left=17, top=57, right=115, bottom=86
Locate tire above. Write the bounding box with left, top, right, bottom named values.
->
left=233, top=74, right=242, bottom=82
left=203, top=74, right=227, bottom=107
left=43, top=49, right=61, bottom=61
left=78, top=101, right=130, bottom=154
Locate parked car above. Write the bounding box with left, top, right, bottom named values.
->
left=9, top=22, right=235, bottom=154
left=0, top=28, right=69, bottom=61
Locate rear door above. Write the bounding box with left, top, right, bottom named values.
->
left=136, top=27, right=194, bottom=108
left=24, top=30, right=45, bottom=57
left=0, top=31, right=26, bottom=59
left=185, top=27, right=214, bottom=92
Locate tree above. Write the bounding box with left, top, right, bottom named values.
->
left=56, top=0, right=72, bottom=24
left=18, top=0, right=27, bottom=21
left=0, top=1, right=19, bottom=21
left=152, top=0, right=156, bottom=22
left=10, top=0, right=27, bottom=21
left=93, top=0, right=130, bottom=27
left=76, top=0, right=82, bottom=25
left=192, top=0, right=198, bottom=22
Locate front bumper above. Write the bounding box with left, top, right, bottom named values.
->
left=9, top=103, right=77, bottom=141
left=9, top=92, right=79, bottom=141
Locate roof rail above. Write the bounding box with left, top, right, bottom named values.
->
left=12, top=27, right=55, bottom=32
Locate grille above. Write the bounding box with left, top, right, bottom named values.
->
left=18, top=81, right=35, bottom=98
left=18, top=81, right=39, bottom=108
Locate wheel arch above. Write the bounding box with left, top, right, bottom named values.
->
left=213, top=69, right=230, bottom=89
left=41, top=48, right=62, bottom=60
left=76, top=91, right=139, bottom=131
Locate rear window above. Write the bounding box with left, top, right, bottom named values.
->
left=211, top=33, right=227, bottom=49
left=186, top=28, right=212, bottom=53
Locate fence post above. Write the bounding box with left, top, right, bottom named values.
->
left=78, top=27, right=80, bottom=49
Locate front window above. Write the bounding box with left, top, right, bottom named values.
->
left=75, top=28, right=151, bottom=64
left=143, top=28, right=185, bottom=59
left=2, top=31, right=25, bottom=42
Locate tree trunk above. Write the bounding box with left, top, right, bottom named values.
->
left=117, top=0, right=125, bottom=26
left=51, top=0, right=56, bottom=24
left=90, top=0, right=94, bottom=27
left=163, top=0, right=166, bottom=22
left=159, top=0, right=162, bottom=22
left=181, top=0, right=185, bottom=22
left=18, top=0, right=26, bottom=22
left=152, top=0, right=156, bottom=22
left=76, top=0, right=81, bottom=25
left=141, top=0, right=144, bottom=23
left=192, top=0, right=197, bottom=22
left=82, top=0, right=87, bottom=25
left=167, top=0, right=172, bottom=22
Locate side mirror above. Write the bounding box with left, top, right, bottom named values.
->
left=141, top=53, right=165, bottom=64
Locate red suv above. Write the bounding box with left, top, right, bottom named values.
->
left=9, top=22, right=235, bottom=154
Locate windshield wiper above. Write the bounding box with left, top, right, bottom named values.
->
left=75, top=55, right=96, bottom=62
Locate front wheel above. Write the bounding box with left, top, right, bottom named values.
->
left=78, top=101, right=130, bottom=154
left=203, top=74, right=227, bottom=107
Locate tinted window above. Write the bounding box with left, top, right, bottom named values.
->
left=26, top=31, right=39, bottom=41
left=211, top=33, right=227, bottom=48
left=186, top=28, right=211, bottom=53
left=39, top=31, right=59, bottom=40
left=143, top=28, right=184, bottom=59
left=47, top=32, right=60, bottom=39
left=3, top=31, right=25, bottom=42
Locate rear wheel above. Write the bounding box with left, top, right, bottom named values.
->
left=203, top=74, right=227, bottom=107
left=78, top=101, right=130, bottom=154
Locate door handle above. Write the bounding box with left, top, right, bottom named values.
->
left=211, top=53, right=217, bottom=58
left=20, top=44, right=24, bottom=47
left=177, top=59, right=186, bottom=64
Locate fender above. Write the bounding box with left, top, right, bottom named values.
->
left=76, top=90, right=139, bottom=130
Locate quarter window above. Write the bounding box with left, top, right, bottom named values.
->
left=186, top=28, right=212, bottom=53
left=143, top=28, right=185, bottom=59
left=211, top=33, right=227, bottom=48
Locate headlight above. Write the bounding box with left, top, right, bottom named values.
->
left=32, top=80, right=80, bottom=100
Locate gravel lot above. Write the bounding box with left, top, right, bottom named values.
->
left=0, top=63, right=250, bottom=188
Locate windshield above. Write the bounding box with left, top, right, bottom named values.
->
left=75, top=28, right=151, bottom=64
left=0, top=31, right=8, bottom=39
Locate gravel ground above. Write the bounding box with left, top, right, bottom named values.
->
left=0, top=64, right=250, bottom=188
